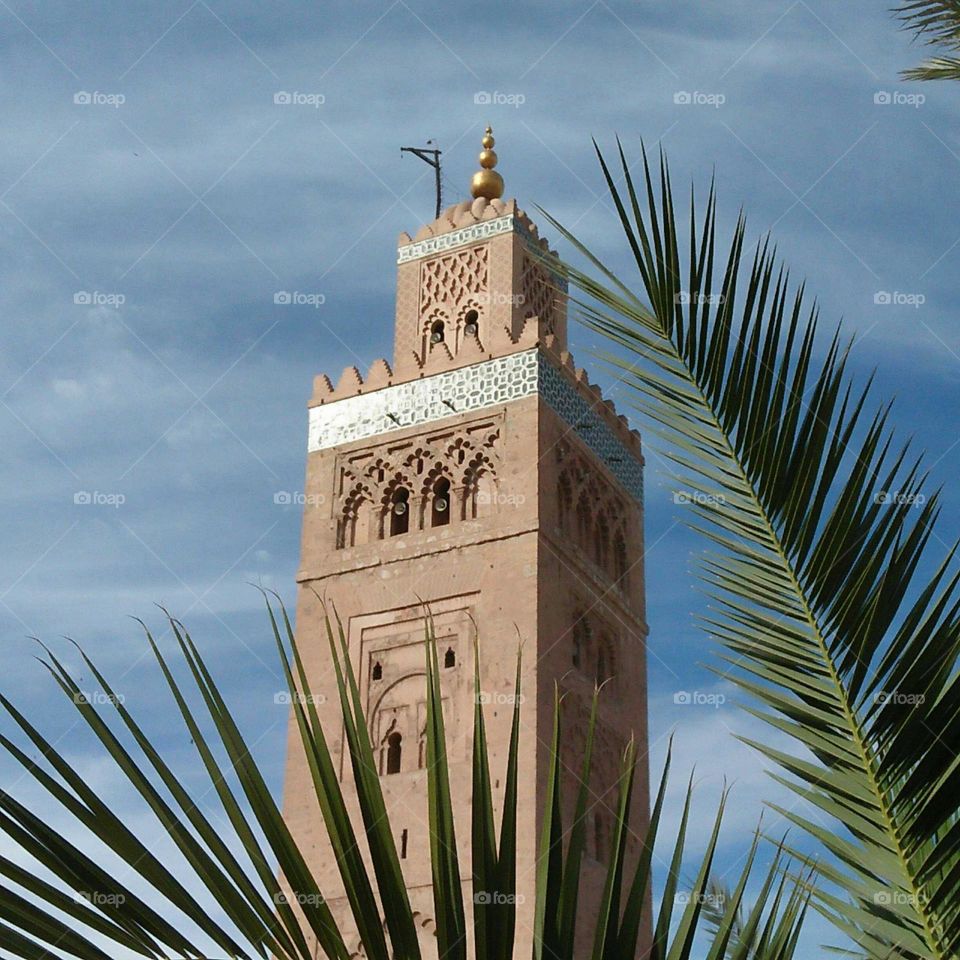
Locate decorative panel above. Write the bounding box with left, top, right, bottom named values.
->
left=308, top=350, right=643, bottom=503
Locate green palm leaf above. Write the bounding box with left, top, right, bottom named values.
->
left=540, top=141, right=960, bottom=959
left=896, top=1, right=960, bottom=81
left=0, top=598, right=810, bottom=959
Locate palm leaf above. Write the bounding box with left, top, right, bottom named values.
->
left=0, top=599, right=810, bottom=959
left=895, top=1, right=960, bottom=81
left=540, top=140, right=960, bottom=959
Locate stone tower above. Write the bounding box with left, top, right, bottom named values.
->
left=282, top=128, right=650, bottom=959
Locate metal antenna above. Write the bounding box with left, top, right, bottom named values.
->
left=400, top=140, right=442, bottom=219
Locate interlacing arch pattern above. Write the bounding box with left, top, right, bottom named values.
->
left=557, top=445, right=630, bottom=590
left=336, top=428, right=501, bottom=546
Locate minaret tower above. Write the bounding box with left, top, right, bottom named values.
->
left=282, top=128, right=650, bottom=959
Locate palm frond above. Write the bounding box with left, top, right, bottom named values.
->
left=895, top=1, right=960, bottom=80
left=0, top=597, right=810, bottom=959
left=540, top=141, right=960, bottom=959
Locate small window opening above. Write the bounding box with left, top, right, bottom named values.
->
left=400, top=829, right=409, bottom=859
left=444, top=647, right=456, bottom=668
left=386, top=732, right=402, bottom=775
left=430, top=320, right=445, bottom=344
left=463, top=309, right=479, bottom=337
left=431, top=477, right=451, bottom=527
left=390, top=488, right=410, bottom=536
left=371, top=661, right=383, bottom=681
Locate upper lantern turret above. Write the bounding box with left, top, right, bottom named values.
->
left=470, top=126, right=504, bottom=200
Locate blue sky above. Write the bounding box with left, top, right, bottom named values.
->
left=1, top=0, right=958, bottom=955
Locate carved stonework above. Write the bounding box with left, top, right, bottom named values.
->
left=520, top=252, right=557, bottom=333
left=556, top=439, right=633, bottom=588
left=420, top=246, right=488, bottom=316
left=334, top=418, right=502, bottom=547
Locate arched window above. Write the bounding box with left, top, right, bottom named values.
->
left=338, top=493, right=369, bottom=548
left=430, top=319, right=445, bottom=344
left=558, top=474, right=573, bottom=533
left=462, top=309, right=479, bottom=338
left=400, top=828, right=409, bottom=859
left=576, top=495, right=592, bottom=546
left=418, top=724, right=427, bottom=769
left=594, top=512, right=610, bottom=570
left=386, top=731, right=402, bottom=775
left=444, top=647, right=456, bottom=668
left=464, top=464, right=495, bottom=520
left=613, top=532, right=628, bottom=587
left=389, top=487, right=410, bottom=537
left=371, top=661, right=383, bottom=681
left=431, top=477, right=451, bottom=527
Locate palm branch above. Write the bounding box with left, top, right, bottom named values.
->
left=895, top=1, right=960, bottom=81
left=0, top=597, right=810, bottom=959
left=539, top=143, right=960, bottom=959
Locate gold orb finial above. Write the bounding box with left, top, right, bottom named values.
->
left=470, top=125, right=504, bottom=200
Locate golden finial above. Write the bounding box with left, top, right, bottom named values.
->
left=470, top=125, right=504, bottom=200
